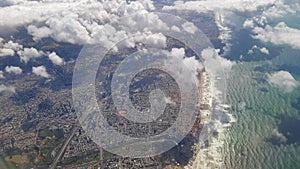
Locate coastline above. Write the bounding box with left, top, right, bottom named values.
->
left=185, top=68, right=236, bottom=169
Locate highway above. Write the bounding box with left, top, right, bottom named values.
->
left=49, top=125, right=80, bottom=169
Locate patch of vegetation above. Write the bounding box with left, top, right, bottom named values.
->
left=103, top=151, right=113, bottom=159
left=61, top=152, right=99, bottom=166
left=5, top=154, right=28, bottom=165
left=38, top=128, right=64, bottom=140
left=0, top=156, right=17, bottom=169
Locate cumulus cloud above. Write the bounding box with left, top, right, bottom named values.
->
left=0, top=71, right=4, bottom=79
left=168, top=47, right=203, bottom=75
left=163, top=0, right=278, bottom=13
left=0, top=0, right=25, bottom=7
left=136, top=0, right=155, bottom=11
left=159, top=48, right=203, bottom=86
left=252, top=22, right=300, bottom=49
left=135, top=32, right=167, bottom=48
left=171, top=25, right=181, bottom=32
left=0, top=48, right=14, bottom=57
left=0, top=39, right=22, bottom=57
left=201, top=47, right=235, bottom=72
left=171, top=48, right=185, bottom=59
left=260, top=47, right=270, bottom=55
left=163, top=0, right=299, bottom=16
left=17, top=47, right=43, bottom=63
left=0, top=0, right=173, bottom=50
left=0, top=0, right=75, bottom=28
left=268, top=71, right=299, bottom=92
left=32, top=66, right=50, bottom=78
left=200, top=48, right=235, bottom=108
left=120, top=32, right=168, bottom=49
left=272, top=129, right=287, bottom=143
left=48, top=52, right=64, bottom=65
left=248, top=45, right=269, bottom=55
left=0, top=0, right=297, bottom=55
left=27, top=25, right=52, bottom=41
left=262, top=0, right=299, bottom=19
left=5, top=65, right=22, bottom=75
left=0, top=84, right=15, bottom=93
left=182, top=22, right=197, bottom=34
left=243, top=19, right=255, bottom=29
left=183, top=56, right=203, bottom=75
left=3, top=40, right=23, bottom=51
left=163, top=0, right=300, bottom=53
left=43, top=16, right=91, bottom=44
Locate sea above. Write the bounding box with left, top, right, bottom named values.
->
left=220, top=14, right=300, bottom=169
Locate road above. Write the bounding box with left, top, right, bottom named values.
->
left=49, top=125, right=80, bottom=169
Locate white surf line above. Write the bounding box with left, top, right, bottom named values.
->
left=185, top=69, right=236, bottom=169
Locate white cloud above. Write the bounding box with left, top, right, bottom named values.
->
left=171, top=48, right=185, bottom=59
left=163, top=0, right=300, bottom=53
left=0, top=0, right=25, bottom=7
left=171, top=26, right=180, bottom=32
left=272, top=129, right=287, bottom=143
left=5, top=65, right=22, bottom=75
left=120, top=11, right=169, bottom=33
left=136, top=32, right=167, bottom=48
left=44, top=15, right=91, bottom=44
left=243, top=19, right=255, bottom=29
left=17, top=47, right=43, bottom=63
left=1, top=0, right=297, bottom=57
left=182, top=22, right=197, bottom=34
left=262, top=1, right=299, bottom=19
left=0, top=0, right=175, bottom=52
left=122, top=32, right=168, bottom=49
left=136, top=0, right=155, bottom=11
left=247, top=49, right=254, bottom=55
left=200, top=47, right=236, bottom=116
left=160, top=47, right=203, bottom=76
left=48, top=52, right=64, bottom=65
left=0, top=1, right=76, bottom=28
left=260, top=47, right=270, bottom=55
left=0, top=71, right=4, bottom=79
left=183, top=56, right=203, bottom=75
left=0, top=48, right=14, bottom=57
left=201, top=47, right=235, bottom=72
left=163, top=0, right=278, bottom=13
left=0, top=84, right=15, bottom=93
left=253, top=22, right=300, bottom=49
left=268, top=71, right=299, bottom=92
left=0, top=39, right=22, bottom=57
left=32, top=66, right=50, bottom=78
left=248, top=45, right=269, bottom=55
left=3, top=40, right=23, bottom=51
left=27, top=25, right=52, bottom=41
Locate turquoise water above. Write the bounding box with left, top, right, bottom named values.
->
left=219, top=11, right=300, bottom=168
left=223, top=44, right=300, bottom=168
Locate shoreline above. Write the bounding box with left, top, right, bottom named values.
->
left=185, top=68, right=236, bottom=169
